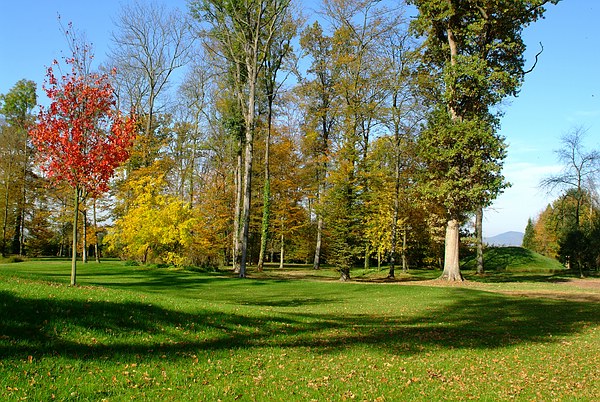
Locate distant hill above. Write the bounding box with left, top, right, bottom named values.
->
left=484, top=231, right=524, bottom=247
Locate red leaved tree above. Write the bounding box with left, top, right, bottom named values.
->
left=30, top=51, right=136, bottom=286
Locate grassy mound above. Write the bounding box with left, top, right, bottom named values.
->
left=462, top=246, right=565, bottom=272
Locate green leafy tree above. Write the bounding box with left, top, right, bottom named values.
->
left=0, top=79, right=37, bottom=256
left=410, top=0, right=559, bottom=280
left=522, top=217, right=536, bottom=250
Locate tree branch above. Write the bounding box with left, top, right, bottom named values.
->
left=524, top=42, right=544, bottom=75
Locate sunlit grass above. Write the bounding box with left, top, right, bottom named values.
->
left=1, top=259, right=599, bottom=400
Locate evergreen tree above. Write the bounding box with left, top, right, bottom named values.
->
left=522, top=217, right=536, bottom=250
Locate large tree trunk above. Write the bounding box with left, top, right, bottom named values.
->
left=232, top=145, right=243, bottom=273
left=440, top=219, right=463, bottom=281
left=476, top=207, right=484, bottom=275
left=257, top=101, right=273, bottom=272
left=71, top=186, right=80, bottom=286
left=239, top=137, right=253, bottom=278
left=238, top=74, right=257, bottom=278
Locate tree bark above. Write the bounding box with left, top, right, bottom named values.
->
left=313, top=214, right=323, bottom=270
left=238, top=74, right=257, bottom=278
left=1, top=173, right=10, bottom=257
left=232, top=145, right=243, bottom=273
left=476, top=207, right=484, bottom=274
left=279, top=225, right=284, bottom=270
left=71, top=186, right=80, bottom=286
left=402, top=226, right=408, bottom=273
left=257, top=99, right=273, bottom=272
left=93, top=200, right=100, bottom=263
left=440, top=219, right=463, bottom=281
left=82, top=207, right=88, bottom=264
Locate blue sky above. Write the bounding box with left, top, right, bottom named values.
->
left=1, top=0, right=598, bottom=237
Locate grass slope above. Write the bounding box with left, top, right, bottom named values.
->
left=1, top=260, right=599, bottom=401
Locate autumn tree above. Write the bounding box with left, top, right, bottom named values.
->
left=256, top=4, right=299, bottom=271
left=106, top=168, right=197, bottom=265
left=320, top=0, right=403, bottom=279
left=298, top=21, right=338, bottom=270
left=192, top=0, right=293, bottom=277
left=540, top=127, right=599, bottom=276
left=410, top=0, right=559, bottom=280
left=30, top=44, right=136, bottom=286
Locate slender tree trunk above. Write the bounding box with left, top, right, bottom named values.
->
left=93, top=200, right=100, bottom=263
left=82, top=207, right=88, bottom=264
left=1, top=174, right=10, bottom=257
left=19, top=133, right=28, bottom=256
left=143, top=90, right=155, bottom=167
left=12, top=208, right=22, bottom=255
left=476, top=207, right=484, bottom=274
left=440, top=219, right=463, bottom=281
left=279, top=221, right=284, bottom=270
left=257, top=102, right=273, bottom=271
left=313, top=215, right=323, bottom=270
left=71, top=186, right=80, bottom=286
left=402, top=226, right=408, bottom=273
left=388, top=140, right=401, bottom=278
left=232, top=145, right=243, bottom=273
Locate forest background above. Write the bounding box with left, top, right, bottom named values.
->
left=0, top=0, right=599, bottom=279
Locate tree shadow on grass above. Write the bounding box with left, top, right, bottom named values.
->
left=1, top=284, right=599, bottom=362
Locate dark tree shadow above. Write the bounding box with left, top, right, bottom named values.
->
left=1, top=283, right=599, bottom=362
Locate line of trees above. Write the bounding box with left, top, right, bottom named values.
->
left=0, top=0, right=561, bottom=281
left=523, top=127, right=600, bottom=275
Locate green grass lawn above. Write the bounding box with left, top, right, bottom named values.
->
left=1, top=256, right=599, bottom=401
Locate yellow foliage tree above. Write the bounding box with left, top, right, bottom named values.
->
left=105, top=171, right=197, bottom=265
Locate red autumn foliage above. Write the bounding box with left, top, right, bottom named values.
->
left=30, top=57, right=136, bottom=196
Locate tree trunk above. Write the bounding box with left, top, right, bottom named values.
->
left=402, top=226, right=408, bottom=273
left=440, top=219, right=463, bottom=281
left=340, top=267, right=350, bottom=281
left=93, top=200, right=100, bottom=263
left=12, top=208, right=22, bottom=255
left=476, top=207, right=484, bottom=275
left=279, top=232, right=285, bottom=269
left=239, top=79, right=256, bottom=278
left=1, top=175, right=10, bottom=257
left=82, top=207, right=88, bottom=264
left=257, top=104, right=272, bottom=271
left=239, top=135, right=253, bottom=278
left=313, top=214, right=323, bottom=270
left=232, top=145, right=242, bottom=273
left=279, top=228, right=284, bottom=270
left=71, top=186, right=80, bottom=286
